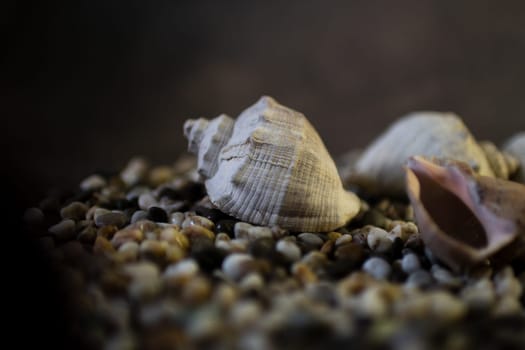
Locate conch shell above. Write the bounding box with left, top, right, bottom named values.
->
left=503, top=132, right=525, bottom=183
left=347, top=112, right=514, bottom=197
left=405, top=156, right=525, bottom=271
left=183, top=96, right=360, bottom=232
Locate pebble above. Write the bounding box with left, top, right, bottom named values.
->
left=276, top=239, right=302, bottom=262
left=77, top=224, right=97, bottom=244
left=146, top=206, right=168, bottom=223
left=169, top=211, right=185, bottom=227
left=117, top=241, right=140, bottom=261
left=493, top=266, right=522, bottom=299
left=460, top=278, right=496, bottom=310
left=60, top=202, right=89, bottom=221
left=159, top=227, right=189, bottom=249
left=292, top=262, right=318, bottom=285
left=123, top=261, right=161, bottom=300
left=182, top=276, right=212, bottom=305
left=431, top=265, right=462, bottom=289
left=297, top=233, right=324, bottom=247
left=111, top=228, right=144, bottom=248
left=247, top=226, right=273, bottom=240
left=182, top=215, right=215, bottom=231
left=182, top=225, right=215, bottom=241
left=334, top=242, right=366, bottom=265
left=222, top=253, right=257, bottom=281
left=138, top=192, right=157, bottom=210
left=130, top=210, right=148, bottom=224
left=139, top=240, right=167, bottom=262
left=121, top=157, right=148, bottom=186
left=234, top=222, right=253, bottom=239
left=48, top=219, right=76, bottom=240
left=23, top=207, right=44, bottom=226
left=148, top=166, right=174, bottom=186
left=239, top=272, right=265, bottom=292
left=79, top=174, right=107, bottom=191
left=230, top=300, right=262, bottom=327
left=94, top=236, right=116, bottom=255
left=405, top=270, right=433, bottom=289
left=215, top=219, right=237, bottom=236
left=335, top=234, right=353, bottom=246
left=94, top=209, right=127, bottom=228
left=366, top=227, right=392, bottom=253
left=362, top=257, right=391, bottom=280
left=164, top=259, right=199, bottom=283
left=401, top=253, right=421, bottom=274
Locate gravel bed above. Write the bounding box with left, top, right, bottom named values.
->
left=23, top=156, right=525, bottom=349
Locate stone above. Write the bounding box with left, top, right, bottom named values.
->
left=138, top=192, right=157, bottom=210
left=48, top=219, right=76, bottom=241
left=298, top=232, right=324, bottom=247
left=182, top=215, right=215, bottom=231
left=112, top=228, right=144, bottom=248
left=401, top=253, right=421, bottom=274
left=94, top=209, right=127, bottom=228
left=362, top=257, right=391, bottom=280
left=60, top=201, right=89, bottom=220
left=23, top=207, right=44, bottom=226
left=169, top=212, right=185, bottom=227
left=79, top=174, right=106, bottom=191
left=121, top=157, right=148, bottom=186
left=222, top=253, right=257, bottom=281
left=276, top=239, right=302, bottom=262
left=366, top=227, right=392, bottom=253
left=130, top=210, right=148, bottom=224
left=405, top=270, right=434, bottom=289
left=146, top=206, right=168, bottom=223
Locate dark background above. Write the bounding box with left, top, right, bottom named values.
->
left=4, top=0, right=525, bottom=208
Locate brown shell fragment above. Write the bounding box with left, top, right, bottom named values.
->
left=405, top=156, right=525, bottom=272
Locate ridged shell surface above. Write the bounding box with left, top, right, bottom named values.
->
left=184, top=96, right=360, bottom=232
left=349, top=112, right=494, bottom=196
left=503, top=132, right=525, bottom=183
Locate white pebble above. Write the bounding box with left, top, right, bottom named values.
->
left=401, top=253, right=421, bottom=274
left=222, top=253, right=256, bottom=281
left=169, top=211, right=185, bottom=227
left=298, top=233, right=324, bottom=247
left=276, top=239, right=302, bottom=262
left=164, top=259, right=199, bottom=280
left=234, top=222, right=253, bottom=239
left=138, top=193, right=157, bottom=210
left=363, top=257, right=391, bottom=280
left=79, top=174, right=106, bottom=191
left=121, top=157, right=148, bottom=186
left=130, top=210, right=148, bottom=224
left=367, top=227, right=392, bottom=253
left=247, top=226, right=273, bottom=240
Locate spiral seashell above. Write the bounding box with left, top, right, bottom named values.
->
left=183, top=96, right=360, bottom=232
left=346, top=112, right=500, bottom=197
left=405, top=156, right=525, bottom=272
left=503, top=132, right=525, bottom=183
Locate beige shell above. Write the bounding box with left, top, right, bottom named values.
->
left=503, top=132, right=525, bottom=183
left=406, top=156, right=525, bottom=272
left=183, top=96, right=360, bottom=232
left=346, top=112, right=502, bottom=197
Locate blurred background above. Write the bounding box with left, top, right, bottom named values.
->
left=4, top=0, right=525, bottom=208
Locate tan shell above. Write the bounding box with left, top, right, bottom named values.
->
left=183, top=96, right=360, bottom=232
left=347, top=112, right=498, bottom=197
left=503, top=132, right=525, bottom=183
left=405, top=156, right=525, bottom=272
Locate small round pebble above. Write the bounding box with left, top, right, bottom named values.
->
left=48, top=219, right=76, bottom=240
left=147, top=206, right=168, bottom=223
left=169, top=211, right=185, bottom=227
left=401, top=253, right=421, bottom=274
left=182, top=215, right=215, bottom=231
left=298, top=233, right=324, bottom=247
left=138, top=192, right=157, bottom=210
left=80, top=174, right=107, bottom=191
left=94, top=209, right=127, bottom=228
left=130, top=210, right=148, bottom=224
left=405, top=270, right=433, bottom=289
left=23, top=207, right=44, bottom=226
left=276, top=239, right=301, bottom=262
left=362, top=257, right=392, bottom=280
left=234, top=222, right=253, bottom=239
left=222, top=253, right=256, bottom=281
left=366, top=227, right=392, bottom=253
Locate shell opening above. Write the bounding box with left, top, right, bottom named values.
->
left=410, top=168, right=488, bottom=248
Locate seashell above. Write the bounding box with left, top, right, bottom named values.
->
left=347, top=112, right=500, bottom=197
left=405, top=156, right=525, bottom=272
left=503, top=132, right=525, bottom=183
left=479, top=140, right=519, bottom=180
left=183, top=96, right=360, bottom=232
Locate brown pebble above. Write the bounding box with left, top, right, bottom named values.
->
left=140, top=240, right=168, bottom=262
left=60, top=201, right=89, bottom=221
left=94, top=236, right=116, bottom=255
left=112, top=228, right=144, bottom=248
left=292, top=262, right=318, bottom=285
left=98, top=225, right=119, bottom=240
left=159, top=227, right=189, bottom=250
left=334, top=242, right=366, bottom=264
left=320, top=239, right=335, bottom=255
left=182, top=276, right=212, bottom=305
left=165, top=245, right=185, bottom=263
left=77, top=224, right=97, bottom=244
left=327, top=232, right=342, bottom=241
left=182, top=225, right=215, bottom=241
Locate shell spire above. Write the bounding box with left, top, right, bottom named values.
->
left=183, top=96, right=360, bottom=232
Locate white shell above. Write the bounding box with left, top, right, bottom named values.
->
left=183, top=96, right=360, bottom=232
left=347, top=112, right=495, bottom=196
left=503, top=132, right=525, bottom=183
